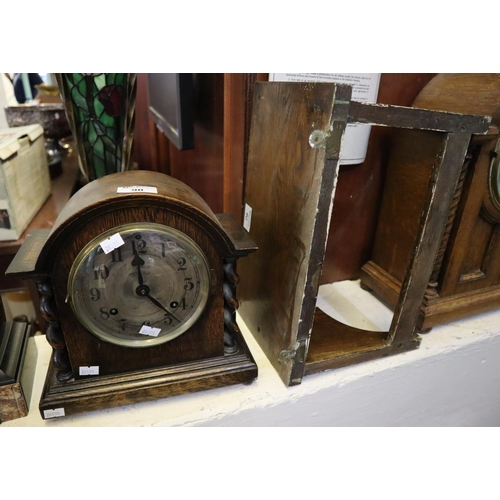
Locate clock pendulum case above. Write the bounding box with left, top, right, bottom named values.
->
left=359, top=74, right=500, bottom=330
left=6, top=170, right=258, bottom=419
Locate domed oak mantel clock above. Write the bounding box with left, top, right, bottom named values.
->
left=6, top=170, right=258, bottom=419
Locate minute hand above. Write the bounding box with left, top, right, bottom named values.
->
left=145, top=293, right=181, bottom=323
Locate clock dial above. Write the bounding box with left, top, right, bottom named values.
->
left=68, top=223, right=210, bottom=347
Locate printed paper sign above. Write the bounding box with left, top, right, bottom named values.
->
left=79, top=366, right=99, bottom=376
left=43, top=408, right=65, bottom=419
left=100, top=233, right=125, bottom=254
left=243, top=204, right=253, bottom=232
left=117, top=186, right=158, bottom=194
left=139, top=325, right=161, bottom=337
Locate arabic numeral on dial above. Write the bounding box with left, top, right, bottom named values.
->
left=90, top=288, right=101, bottom=301
left=142, top=320, right=151, bottom=326
left=184, top=278, right=194, bottom=290
left=177, top=257, right=187, bottom=271
left=100, top=307, right=110, bottom=320
left=94, top=265, right=109, bottom=280
left=133, top=234, right=147, bottom=254
left=100, top=307, right=118, bottom=320
left=163, top=314, right=173, bottom=326
left=119, top=318, right=127, bottom=331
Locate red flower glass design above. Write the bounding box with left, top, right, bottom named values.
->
left=97, top=84, right=126, bottom=117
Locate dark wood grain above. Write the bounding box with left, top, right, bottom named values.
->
left=322, top=74, right=436, bottom=283
left=238, top=82, right=342, bottom=386
left=223, top=73, right=246, bottom=221
left=132, top=73, right=168, bottom=173
left=348, top=100, right=489, bottom=132
left=8, top=171, right=256, bottom=376
left=167, top=74, right=225, bottom=213
left=39, top=329, right=257, bottom=419
left=239, top=81, right=487, bottom=386
left=360, top=74, right=500, bottom=329
left=52, top=205, right=226, bottom=375
left=7, top=169, right=257, bottom=415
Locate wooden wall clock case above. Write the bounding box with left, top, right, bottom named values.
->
left=6, top=170, right=258, bottom=418
left=237, top=81, right=490, bottom=387
left=360, top=74, right=500, bottom=330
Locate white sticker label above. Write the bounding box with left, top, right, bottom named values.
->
left=43, top=408, right=65, bottom=419
left=99, top=233, right=125, bottom=254
left=243, top=203, right=253, bottom=232
left=79, top=366, right=99, bottom=376
left=139, top=325, right=161, bottom=337
left=117, top=186, right=158, bottom=194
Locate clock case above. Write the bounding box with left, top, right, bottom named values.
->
left=237, top=82, right=490, bottom=387
left=7, top=170, right=257, bottom=418
left=360, top=74, right=500, bottom=330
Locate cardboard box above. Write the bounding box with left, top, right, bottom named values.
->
left=0, top=124, right=51, bottom=241
left=0, top=321, right=37, bottom=423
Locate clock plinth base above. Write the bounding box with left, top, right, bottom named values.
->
left=39, top=337, right=257, bottom=420
left=360, top=260, right=500, bottom=330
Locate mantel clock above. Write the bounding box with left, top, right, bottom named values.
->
left=7, top=170, right=257, bottom=419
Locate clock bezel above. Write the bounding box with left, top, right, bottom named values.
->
left=67, top=222, right=210, bottom=348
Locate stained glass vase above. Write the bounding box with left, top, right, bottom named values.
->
left=56, top=73, right=137, bottom=181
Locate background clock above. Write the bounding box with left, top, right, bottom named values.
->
left=7, top=170, right=257, bottom=419
left=359, top=73, right=500, bottom=330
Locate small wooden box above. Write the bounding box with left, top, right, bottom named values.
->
left=0, top=321, right=37, bottom=423
left=0, top=124, right=51, bottom=241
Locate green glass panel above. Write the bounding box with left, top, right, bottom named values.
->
left=87, top=120, right=97, bottom=144
left=93, top=98, right=105, bottom=121
left=101, top=134, right=117, bottom=155
left=94, top=74, right=106, bottom=90
left=99, top=111, right=115, bottom=127
left=93, top=137, right=105, bottom=160
left=58, top=72, right=136, bottom=181
left=93, top=155, right=106, bottom=178
left=76, top=77, right=87, bottom=99
left=104, top=126, right=116, bottom=142
left=69, top=85, right=89, bottom=115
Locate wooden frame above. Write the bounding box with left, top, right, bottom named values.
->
left=237, top=82, right=490, bottom=386
left=359, top=74, right=500, bottom=330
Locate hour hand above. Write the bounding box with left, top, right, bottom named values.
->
left=131, top=250, right=145, bottom=286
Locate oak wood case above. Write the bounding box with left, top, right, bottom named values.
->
left=6, top=170, right=257, bottom=418
left=360, top=74, right=500, bottom=329
left=237, top=81, right=490, bottom=386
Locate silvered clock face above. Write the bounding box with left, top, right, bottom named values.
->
left=68, top=223, right=210, bottom=347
